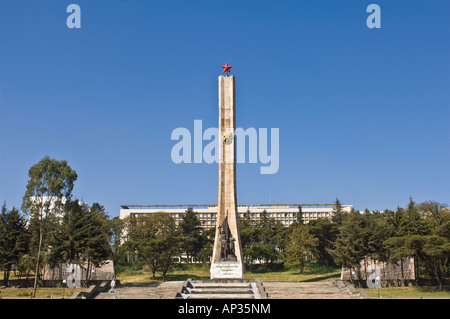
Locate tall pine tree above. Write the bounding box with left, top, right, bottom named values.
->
left=0, top=203, right=28, bottom=286
left=178, top=208, right=202, bottom=263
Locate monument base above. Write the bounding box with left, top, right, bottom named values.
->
left=210, top=261, right=244, bottom=279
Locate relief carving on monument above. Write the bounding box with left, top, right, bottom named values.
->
left=218, top=211, right=237, bottom=261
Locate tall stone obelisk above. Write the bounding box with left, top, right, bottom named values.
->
left=210, top=67, right=245, bottom=279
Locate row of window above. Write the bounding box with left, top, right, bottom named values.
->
left=130, top=212, right=331, bottom=219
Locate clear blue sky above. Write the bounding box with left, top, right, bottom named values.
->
left=1, top=0, right=449, bottom=217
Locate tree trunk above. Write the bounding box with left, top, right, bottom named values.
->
left=4, top=270, right=8, bottom=287
left=414, top=255, right=419, bottom=286
left=32, top=229, right=44, bottom=297
left=432, top=263, right=443, bottom=290
left=33, top=201, right=50, bottom=298
left=400, top=259, right=405, bottom=287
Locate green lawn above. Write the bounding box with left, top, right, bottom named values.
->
left=116, top=263, right=450, bottom=299
left=116, top=263, right=341, bottom=283
left=0, top=287, right=87, bottom=299
left=3, top=265, right=448, bottom=299
left=244, top=265, right=341, bottom=282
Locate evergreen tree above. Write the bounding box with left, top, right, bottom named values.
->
left=257, top=210, right=281, bottom=264
left=331, top=198, right=344, bottom=225
left=296, top=205, right=303, bottom=224
left=49, top=200, right=110, bottom=282
left=198, top=227, right=215, bottom=264
left=420, top=233, right=450, bottom=290
left=239, top=209, right=253, bottom=228
left=328, top=211, right=368, bottom=278
left=107, top=216, right=127, bottom=276
left=82, top=203, right=110, bottom=281
left=284, top=224, right=318, bottom=273
left=50, top=200, right=86, bottom=265
left=178, top=208, right=202, bottom=263
left=307, top=217, right=338, bottom=266
left=405, top=197, right=429, bottom=236
left=0, top=203, right=28, bottom=286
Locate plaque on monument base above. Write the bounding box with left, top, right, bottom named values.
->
left=210, top=261, right=244, bottom=279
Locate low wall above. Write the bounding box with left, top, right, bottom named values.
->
left=344, top=278, right=448, bottom=288
left=341, top=257, right=416, bottom=282
left=0, top=279, right=114, bottom=288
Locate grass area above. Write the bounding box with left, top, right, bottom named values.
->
left=244, top=263, right=341, bottom=282
left=359, top=286, right=450, bottom=299
left=116, top=263, right=449, bottom=299
left=116, top=264, right=210, bottom=283
left=0, top=287, right=87, bottom=299
left=116, top=263, right=341, bottom=283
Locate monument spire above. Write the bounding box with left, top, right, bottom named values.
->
left=210, top=64, right=244, bottom=279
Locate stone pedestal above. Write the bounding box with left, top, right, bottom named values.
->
left=210, top=261, right=244, bottom=279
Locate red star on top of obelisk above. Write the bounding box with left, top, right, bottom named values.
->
left=221, top=62, right=232, bottom=75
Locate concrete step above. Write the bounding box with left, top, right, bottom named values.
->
left=189, top=288, right=254, bottom=294
left=178, top=279, right=263, bottom=299
left=192, top=283, right=252, bottom=289
left=95, top=281, right=182, bottom=299
left=261, top=281, right=362, bottom=299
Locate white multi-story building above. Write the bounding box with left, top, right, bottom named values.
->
left=119, top=203, right=353, bottom=229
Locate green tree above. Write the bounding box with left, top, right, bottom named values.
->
left=419, top=234, right=450, bottom=290
left=16, top=254, right=34, bottom=281
left=383, top=199, right=433, bottom=284
left=296, top=205, right=303, bottom=225
left=128, top=213, right=179, bottom=281
left=239, top=210, right=253, bottom=228
left=49, top=200, right=110, bottom=283
left=21, top=156, right=77, bottom=297
left=284, top=224, right=318, bottom=273
left=383, top=235, right=421, bottom=286
left=331, top=198, right=344, bottom=225
left=365, top=212, right=391, bottom=263
left=178, top=208, right=202, bottom=263
left=307, top=217, right=338, bottom=266
left=329, top=211, right=368, bottom=279
left=81, top=203, right=110, bottom=281
left=198, top=227, right=215, bottom=264
left=0, top=203, right=28, bottom=286
left=50, top=200, right=86, bottom=266
left=384, top=221, right=450, bottom=289
left=107, top=216, right=127, bottom=277
left=240, top=224, right=261, bottom=270
left=416, top=201, right=449, bottom=227
left=257, top=210, right=282, bottom=264
left=404, top=197, right=429, bottom=236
